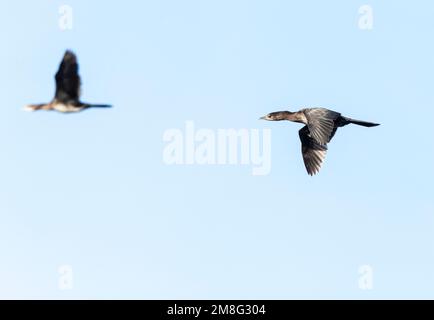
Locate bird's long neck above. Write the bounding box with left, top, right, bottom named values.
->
left=27, top=103, right=54, bottom=111
left=284, top=111, right=307, bottom=124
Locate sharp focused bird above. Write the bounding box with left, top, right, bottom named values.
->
left=260, top=108, right=380, bottom=175
left=24, top=50, right=111, bottom=113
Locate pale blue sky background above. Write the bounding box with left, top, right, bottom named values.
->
left=0, top=0, right=433, bottom=299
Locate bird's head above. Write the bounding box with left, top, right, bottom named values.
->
left=259, top=111, right=292, bottom=121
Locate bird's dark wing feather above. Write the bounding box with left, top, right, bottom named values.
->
left=299, top=125, right=328, bottom=176
left=303, top=108, right=341, bottom=145
left=329, top=126, right=339, bottom=141
left=54, top=50, right=81, bottom=103
left=328, top=116, right=349, bottom=141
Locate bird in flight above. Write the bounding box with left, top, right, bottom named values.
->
left=260, top=108, right=380, bottom=175
left=24, top=50, right=111, bottom=113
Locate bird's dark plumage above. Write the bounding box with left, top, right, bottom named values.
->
left=299, top=125, right=328, bottom=176
left=25, top=50, right=111, bottom=113
left=260, top=107, right=380, bottom=175
left=303, top=108, right=341, bottom=145
left=55, top=50, right=81, bottom=104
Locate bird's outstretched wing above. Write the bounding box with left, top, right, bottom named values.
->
left=303, top=108, right=340, bottom=145
left=299, top=125, right=328, bottom=176
left=54, top=50, right=81, bottom=103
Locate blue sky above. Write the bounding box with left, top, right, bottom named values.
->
left=0, top=0, right=433, bottom=299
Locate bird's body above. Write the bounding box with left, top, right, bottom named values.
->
left=24, top=50, right=111, bottom=113
left=24, top=101, right=86, bottom=113
left=260, top=108, right=379, bottom=175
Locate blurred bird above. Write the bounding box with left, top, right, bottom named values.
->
left=24, top=50, right=111, bottom=113
left=260, top=108, right=380, bottom=175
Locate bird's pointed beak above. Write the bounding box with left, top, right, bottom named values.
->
left=259, top=115, right=267, bottom=120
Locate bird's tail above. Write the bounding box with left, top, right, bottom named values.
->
left=83, top=104, right=112, bottom=109
left=344, top=117, right=380, bottom=127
